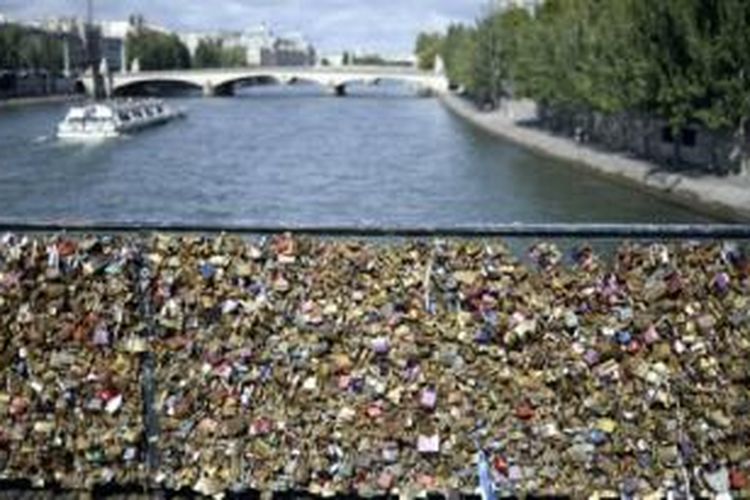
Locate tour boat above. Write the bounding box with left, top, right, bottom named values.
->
left=57, top=99, right=184, bottom=140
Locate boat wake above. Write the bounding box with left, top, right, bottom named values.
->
left=32, top=135, right=50, bottom=144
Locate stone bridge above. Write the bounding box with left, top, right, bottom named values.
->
left=81, top=66, right=450, bottom=97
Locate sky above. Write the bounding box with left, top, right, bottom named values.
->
left=0, top=0, right=489, bottom=54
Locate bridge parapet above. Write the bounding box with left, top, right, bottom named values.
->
left=0, top=226, right=747, bottom=496
left=80, top=66, right=449, bottom=97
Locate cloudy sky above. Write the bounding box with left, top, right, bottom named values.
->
left=1, top=0, right=489, bottom=54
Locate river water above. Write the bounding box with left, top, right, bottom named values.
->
left=0, top=84, right=712, bottom=226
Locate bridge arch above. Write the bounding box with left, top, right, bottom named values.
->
left=212, top=74, right=284, bottom=95
left=315, top=75, right=437, bottom=96
left=112, top=78, right=203, bottom=97
left=212, top=73, right=347, bottom=96
left=84, top=67, right=449, bottom=98
left=334, top=76, right=423, bottom=89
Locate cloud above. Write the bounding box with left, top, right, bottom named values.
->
left=1, top=0, right=486, bottom=53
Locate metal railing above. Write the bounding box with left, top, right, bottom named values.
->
left=1, top=220, right=750, bottom=239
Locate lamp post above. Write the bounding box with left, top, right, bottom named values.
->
left=85, top=0, right=104, bottom=99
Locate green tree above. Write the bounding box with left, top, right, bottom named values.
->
left=414, top=32, right=443, bottom=71
left=126, top=28, right=190, bottom=71
left=481, top=7, right=532, bottom=104
left=693, top=0, right=750, bottom=170
left=194, top=38, right=223, bottom=68
left=220, top=46, right=247, bottom=68
left=0, top=25, right=24, bottom=69
left=41, top=36, right=63, bottom=74
left=0, top=24, right=63, bottom=73
left=352, top=54, right=385, bottom=65
left=441, top=24, right=477, bottom=91
left=431, top=0, right=750, bottom=158
left=194, top=38, right=247, bottom=68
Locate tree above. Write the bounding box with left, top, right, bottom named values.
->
left=352, top=54, right=386, bottom=66
left=193, top=38, right=246, bottom=68
left=431, top=0, right=750, bottom=150
left=194, top=38, right=223, bottom=68
left=0, top=24, right=63, bottom=73
left=476, top=7, right=533, bottom=105
left=414, top=32, right=443, bottom=71
left=126, top=27, right=190, bottom=70
left=0, top=25, right=24, bottom=69
left=220, top=46, right=247, bottom=68
left=441, top=24, right=477, bottom=91
left=696, top=0, right=750, bottom=171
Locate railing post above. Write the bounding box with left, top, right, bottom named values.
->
left=134, top=243, right=160, bottom=480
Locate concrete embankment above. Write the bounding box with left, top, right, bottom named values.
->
left=440, top=92, right=750, bottom=222
left=0, top=94, right=83, bottom=109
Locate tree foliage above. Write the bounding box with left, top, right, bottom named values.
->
left=193, top=38, right=246, bottom=68
left=221, top=46, right=247, bottom=68
left=441, top=24, right=477, bottom=93
left=0, top=24, right=64, bottom=73
left=194, top=38, right=222, bottom=68
left=126, top=28, right=190, bottom=71
left=426, top=0, right=750, bottom=133
left=414, top=32, right=443, bottom=71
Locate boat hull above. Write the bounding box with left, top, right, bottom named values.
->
left=56, top=100, right=184, bottom=141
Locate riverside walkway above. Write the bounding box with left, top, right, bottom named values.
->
left=441, top=93, right=750, bottom=222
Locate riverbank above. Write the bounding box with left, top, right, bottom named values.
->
left=0, top=93, right=83, bottom=109
left=440, top=92, right=750, bottom=222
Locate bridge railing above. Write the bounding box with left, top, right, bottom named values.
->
left=105, top=65, right=439, bottom=77
left=1, top=221, right=749, bottom=239
left=0, top=221, right=748, bottom=497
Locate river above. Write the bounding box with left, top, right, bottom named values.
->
left=0, top=84, right=713, bottom=226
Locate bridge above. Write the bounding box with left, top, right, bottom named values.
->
left=81, top=66, right=450, bottom=97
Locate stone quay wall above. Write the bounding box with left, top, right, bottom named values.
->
left=0, top=74, right=78, bottom=101
left=441, top=93, right=750, bottom=222
left=536, top=104, right=746, bottom=176
left=0, top=232, right=749, bottom=498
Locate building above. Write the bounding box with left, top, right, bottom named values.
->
left=272, top=34, right=316, bottom=66
left=37, top=17, right=127, bottom=74
left=100, top=20, right=131, bottom=39
left=179, top=25, right=315, bottom=67
left=99, top=21, right=130, bottom=72
left=178, top=27, right=274, bottom=66
left=34, top=17, right=88, bottom=75
left=96, top=18, right=172, bottom=73
left=0, top=16, right=85, bottom=96
left=41, top=16, right=81, bottom=34
left=100, top=36, right=125, bottom=72
left=239, top=25, right=276, bottom=66
left=178, top=32, right=204, bottom=58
